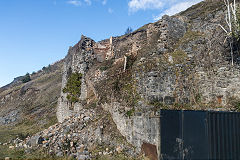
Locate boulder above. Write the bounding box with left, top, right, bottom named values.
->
left=27, top=135, right=45, bottom=147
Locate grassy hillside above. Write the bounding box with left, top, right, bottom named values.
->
left=0, top=60, right=63, bottom=159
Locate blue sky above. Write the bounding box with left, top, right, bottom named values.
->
left=0, top=0, right=202, bottom=87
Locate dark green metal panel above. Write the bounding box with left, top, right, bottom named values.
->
left=160, top=110, right=240, bottom=160
left=160, top=110, right=181, bottom=160
left=182, top=110, right=209, bottom=159
left=208, top=111, right=240, bottom=160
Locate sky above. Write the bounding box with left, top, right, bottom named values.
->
left=0, top=0, right=202, bottom=87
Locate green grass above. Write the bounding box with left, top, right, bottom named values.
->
left=97, top=154, right=130, bottom=160
left=0, top=115, right=58, bottom=158
left=0, top=146, right=26, bottom=159
left=170, top=50, right=187, bottom=64
left=180, top=1, right=225, bottom=21
left=34, top=70, right=61, bottom=85
left=0, top=146, right=72, bottom=160
left=125, top=108, right=135, bottom=118
left=175, top=30, right=204, bottom=49
left=0, top=119, right=41, bottom=144
left=0, top=127, right=20, bottom=144
left=96, top=154, right=149, bottom=160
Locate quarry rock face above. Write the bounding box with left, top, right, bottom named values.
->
left=57, top=36, right=95, bottom=123
left=57, top=15, right=188, bottom=123
left=56, top=35, right=114, bottom=123
left=102, top=102, right=160, bottom=152
left=2, top=0, right=240, bottom=159
left=56, top=1, right=240, bottom=155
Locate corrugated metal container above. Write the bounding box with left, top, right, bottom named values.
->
left=160, top=110, right=240, bottom=160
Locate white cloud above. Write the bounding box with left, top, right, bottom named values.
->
left=102, top=0, right=107, bottom=5
left=128, top=0, right=202, bottom=20
left=128, top=0, right=163, bottom=12
left=67, top=0, right=82, bottom=6
left=153, top=0, right=202, bottom=21
left=67, top=0, right=91, bottom=6
left=84, top=0, right=92, bottom=5
left=108, top=8, right=113, bottom=14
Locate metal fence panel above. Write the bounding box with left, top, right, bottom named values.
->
left=160, top=110, right=240, bottom=160
left=208, top=111, right=240, bottom=160
left=160, top=110, right=181, bottom=160
left=182, top=111, right=209, bottom=159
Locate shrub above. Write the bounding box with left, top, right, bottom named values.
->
left=126, top=55, right=136, bottom=70
left=100, top=66, right=108, bottom=71
left=125, top=27, right=133, bottom=35
left=17, top=133, right=30, bottom=140
left=21, top=73, right=31, bottom=83
left=150, top=100, right=164, bottom=107
left=99, top=60, right=113, bottom=71
left=63, top=72, right=82, bottom=103
left=125, top=108, right=135, bottom=118
left=229, top=97, right=240, bottom=111
left=42, top=64, right=52, bottom=73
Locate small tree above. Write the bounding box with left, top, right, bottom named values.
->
left=42, top=64, right=52, bottom=72
left=22, top=73, right=31, bottom=83
left=125, top=27, right=133, bottom=35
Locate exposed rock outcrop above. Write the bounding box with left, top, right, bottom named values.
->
left=56, top=1, right=240, bottom=157
left=2, top=0, right=240, bottom=159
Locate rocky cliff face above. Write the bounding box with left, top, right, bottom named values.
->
left=57, top=36, right=96, bottom=122
left=57, top=15, right=188, bottom=121
left=56, top=0, right=240, bottom=157
left=1, top=0, right=240, bottom=159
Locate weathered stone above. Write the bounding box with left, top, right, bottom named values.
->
left=56, top=151, right=63, bottom=157
left=83, top=116, right=90, bottom=121
left=164, top=96, right=175, bottom=105
left=27, top=135, right=41, bottom=147
left=77, top=155, right=89, bottom=160
left=102, top=103, right=160, bottom=152
left=0, top=110, right=20, bottom=125
left=116, top=146, right=122, bottom=153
